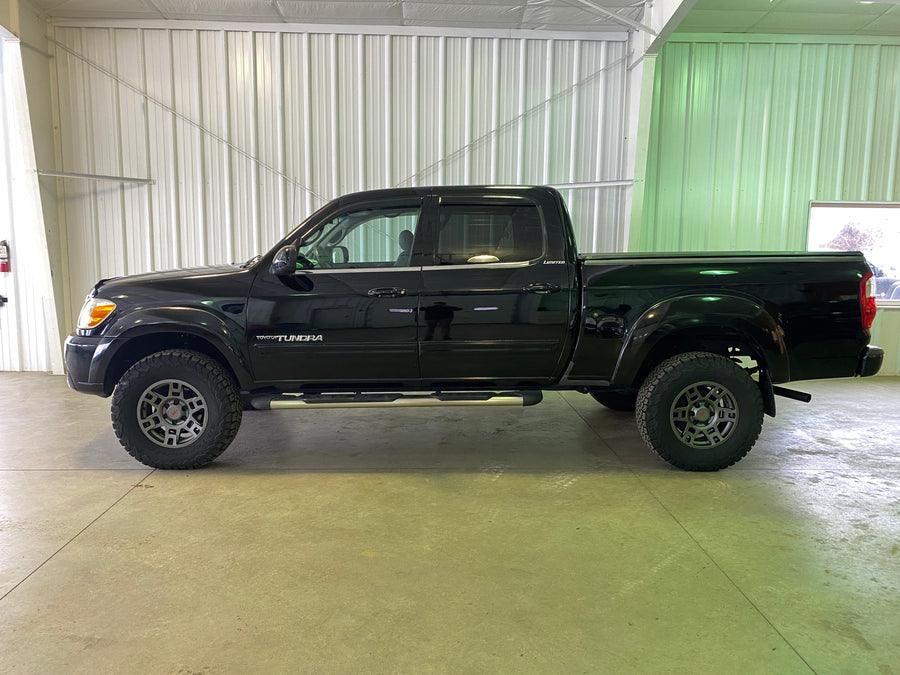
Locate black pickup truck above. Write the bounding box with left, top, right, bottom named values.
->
left=65, top=186, right=883, bottom=471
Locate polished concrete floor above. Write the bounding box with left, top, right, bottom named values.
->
left=0, top=372, right=898, bottom=673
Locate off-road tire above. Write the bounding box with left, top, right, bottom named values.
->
left=111, top=349, right=242, bottom=469
left=635, top=351, right=763, bottom=471
left=589, top=391, right=637, bottom=412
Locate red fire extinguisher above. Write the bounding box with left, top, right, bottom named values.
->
left=0, top=240, right=9, bottom=273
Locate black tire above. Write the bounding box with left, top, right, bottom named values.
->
left=111, top=349, right=242, bottom=469
left=589, top=391, right=637, bottom=412
left=635, top=351, right=763, bottom=471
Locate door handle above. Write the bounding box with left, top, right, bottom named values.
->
left=367, top=287, right=407, bottom=298
left=523, top=283, right=561, bottom=294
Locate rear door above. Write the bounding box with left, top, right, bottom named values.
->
left=417, top=195, right=573, bottom=385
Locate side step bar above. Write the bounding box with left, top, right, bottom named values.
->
left=251, top=390, right=543, bottom=411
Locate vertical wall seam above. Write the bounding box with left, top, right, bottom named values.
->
left=888, top=49, right=900, bottom=201
left=568, top=40, right=580, bottom=186
left=861, top=44, right=880, bottom=200
left=836, top=47, right=852, bottom=197
left=809, top=44, right=826, bottom=204
left=437, top=35, right=445, bottom=186
left=781, top=44, right=801, bottom=250
left=111, top=28, right=128, bottom=275
left=356, top=33, right=365, bottom=191
left=301, top=31, right=312, bottom=214
left=384, top=34, right=392, bottom=186
left=223, top=30, right=235, bottom=263
left=196, top=30, right=208, bottom=265
left=250, top=31, right=260, bottom=253
left=490, top=37, right=500, bottom=184
left=167, top=29, right=182, bottom=267
left=412, top=34, right=419, bottom=187
left=516, top=38, right=525, bottom=185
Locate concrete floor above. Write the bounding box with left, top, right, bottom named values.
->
left=0, top=373, right=898, bottom=674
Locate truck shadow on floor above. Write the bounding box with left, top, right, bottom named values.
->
left=207, top=403, right=669, bottom=474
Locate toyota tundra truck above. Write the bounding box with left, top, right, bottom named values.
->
left=64, top=186, right=884, bottom=471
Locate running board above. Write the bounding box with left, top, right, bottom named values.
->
left=251, top=390, right=543, bottom=411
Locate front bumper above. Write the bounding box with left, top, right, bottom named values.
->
left=64, top=334, right=108, bottom=396
left=857, top=344, right=884, bottom=378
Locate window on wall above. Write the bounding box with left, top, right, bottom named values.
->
left=808, top=203, right=900, bottom=304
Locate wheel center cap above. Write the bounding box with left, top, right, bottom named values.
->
left=694, top=406, right=712, bottom=423
left=164, top=402, right=184, bottom=422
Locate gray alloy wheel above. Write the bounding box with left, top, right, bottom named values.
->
left=668, top=380, right=739, bottom=448
left=137, top=379, right=208, bottom=448
left=635, top=351, right=763, bottom=471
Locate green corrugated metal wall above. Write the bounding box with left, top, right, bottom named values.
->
left=636, top=35, right=900, bottom=253
left=635, top=34, right=900, bottom=375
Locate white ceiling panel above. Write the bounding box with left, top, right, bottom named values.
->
left=153, top=0, right=284, bottom=20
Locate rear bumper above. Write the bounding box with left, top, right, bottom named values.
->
left=857, top=344, right=884, bottom=378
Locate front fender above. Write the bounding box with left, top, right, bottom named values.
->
left=611, top=293, right=789, bottom=387
left=89, top=306, right=253, bottom=389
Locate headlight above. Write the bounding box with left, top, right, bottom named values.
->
left=77, top=297, right=117, bottom=330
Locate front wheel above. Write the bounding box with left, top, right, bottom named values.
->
left=635, top=352, right=763, bottom=471
left=111, top=350, right=243, bottom=469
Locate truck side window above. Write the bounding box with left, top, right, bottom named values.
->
left=435, top=204, right=544, bottom=265
left=299, top=205, right=421, bottom=268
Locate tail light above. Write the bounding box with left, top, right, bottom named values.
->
left=860, top=271, right=877, bottom=330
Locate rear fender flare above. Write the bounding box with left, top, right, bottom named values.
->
left=611, top=294, right=789, bottom=389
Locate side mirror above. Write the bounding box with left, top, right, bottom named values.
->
left=270, top=245, right=298, bottom=276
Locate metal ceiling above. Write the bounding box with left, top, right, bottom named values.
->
left=678, top=0, right=900, bottom=37
left=27, top=0, right=651, bottom=33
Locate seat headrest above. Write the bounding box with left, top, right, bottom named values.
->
left=399, top=229, right=414, bottom=251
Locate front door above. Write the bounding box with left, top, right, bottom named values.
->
left=247, top=200, right=424, bottom=386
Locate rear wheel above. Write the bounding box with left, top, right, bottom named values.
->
left=111, top=349, right=242, bottom=469
left=635, top=351, right=763, bottom=471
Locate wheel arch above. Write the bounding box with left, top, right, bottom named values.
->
left=96, top=309, right=253, bottom=395
left=611, top=294, right=789, bottom=409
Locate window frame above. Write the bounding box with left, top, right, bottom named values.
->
left=422, top=197, right=548, bottom=269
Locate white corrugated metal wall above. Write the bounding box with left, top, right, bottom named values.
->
left=51, top=25, right=629, bottom=325
left=0, top=31, right=63, bottom=373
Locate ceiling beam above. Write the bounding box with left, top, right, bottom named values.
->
left=568, top=0, right=657, bottom=35
left=140, top=0, right=168, bottom=21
